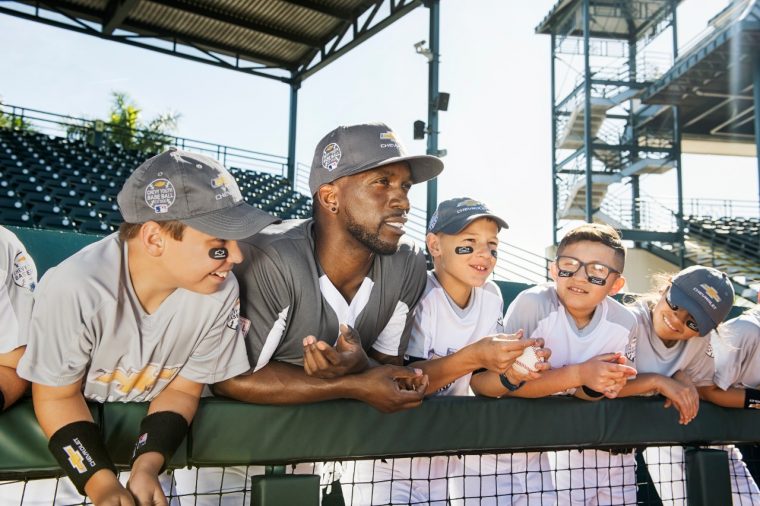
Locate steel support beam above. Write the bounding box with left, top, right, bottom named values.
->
left=425, top=0, right=440, bottom=227
left=672, top=0, right=686, bottom=267
left=103, top=0, right=138, bottom=35
left=583, top=0, right=593, bottom=223
left=754, top=51, right=760, bottom=213
left=287, top=79, right=300, bottom=189
left=551, top=32, right=558, bottom=245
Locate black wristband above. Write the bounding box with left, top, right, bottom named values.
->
left=0, top=390, right=5, bottom=411
left=131, top=411, right=189, bottom=471
left=48, top=421, right=116, bottom=495
left=582, top=385, right=605, bottom=398
left=744, top=388, right=760, bottom=410
left=500, top=373, right=525, bottom=392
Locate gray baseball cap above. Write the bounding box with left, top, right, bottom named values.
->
left=428, top=197, right=509, bottom=234
left=117, top=148, right=280, bottom=240
left=308, top=122, right=443, bottom=195
left=670, top=265, right=734, bottom=335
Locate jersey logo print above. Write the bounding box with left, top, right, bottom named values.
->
left=64, top=445, right=87, bottom=473
left=93, top=364, right=179, bottom=395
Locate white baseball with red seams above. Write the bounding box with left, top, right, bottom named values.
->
left=512, top=345, right=543, bottom=375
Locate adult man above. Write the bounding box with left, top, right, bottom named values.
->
left=215, top=123, right=444, bottom=411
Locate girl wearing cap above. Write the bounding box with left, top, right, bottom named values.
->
left=699, top=308, right=760, bottom=503
left=616, top=265, right=738, bottom=503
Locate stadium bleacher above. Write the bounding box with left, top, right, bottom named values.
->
left=0, top=128, right=312, bottom=234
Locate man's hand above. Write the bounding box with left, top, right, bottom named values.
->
left=353, top=365, right=429, bottom=413
left=127, top=452, right=168, bottom=506
left=578, top=353, right=637, bottom=398
left=658, top=373, right=699, bottom=425
left=85, top=469, right=135, bottom=506
left=303, top=323, right=370, bottom=379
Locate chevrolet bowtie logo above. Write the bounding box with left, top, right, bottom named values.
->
left=64, top=445, right=87, bottom=474
left=94, top=365, right=178, bottom=395
left=700, top=284, right=721, bottom=303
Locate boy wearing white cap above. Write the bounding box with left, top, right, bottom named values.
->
left=17, top=148, right=278, bottom=504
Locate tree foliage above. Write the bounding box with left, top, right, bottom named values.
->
left=67, top=92, right=180, bottom=153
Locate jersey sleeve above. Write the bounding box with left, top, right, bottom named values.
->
left=713, top=318, right=759, bottom=390
left=682, top=337, right=715, bottom=387
left=502, top=287, right=552, bottom=337
left=0, top=229, right=37, bottom=353
left=371, top=247, right=427, bottom=357
left=17, top=268, right=93, bottom=386
left=179, top=276, right=251, bottom=384
left=235, top=242, right=294, bottom=371
left=406, top=290, right=434, bottom=361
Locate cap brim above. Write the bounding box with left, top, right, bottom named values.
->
left=362, top=154, right=444, bottom=185
left=438, top=213, right=509, bottom=234
left=669, top=284, right=715, bottom=336
left=181, top=202, right=280, bottom=241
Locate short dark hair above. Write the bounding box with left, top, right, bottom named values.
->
left=118, top=221, right=186, bottom=242
left=557, top=223, right=625, bottom=271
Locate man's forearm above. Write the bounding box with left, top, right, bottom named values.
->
left=213, top=361, right=359, bottom=404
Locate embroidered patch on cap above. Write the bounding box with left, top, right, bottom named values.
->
left=322, top=143, right=341, bottom=171
left=12, top=251, right=35, bottom=290
left=145, top=178, right=176, bottom=214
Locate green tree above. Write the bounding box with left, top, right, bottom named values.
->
left=67, top=92, right=180, bottom=152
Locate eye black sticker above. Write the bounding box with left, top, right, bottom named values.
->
left=455, top=246, right=474, bottom=255
left=209, top=248, right=228, bottom=260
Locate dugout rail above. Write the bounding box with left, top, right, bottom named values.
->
left=1, top=396, right=759, bottom=473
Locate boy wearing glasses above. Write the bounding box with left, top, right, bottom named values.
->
left=472, top=223, right=638, bottom=504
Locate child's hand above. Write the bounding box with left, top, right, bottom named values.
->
left=128, top=452, right=167, bottom=505
left=474, top=331, right=536, bottom=374
left=656, top=375, right=699, bottom=425
left=579, top=353, right=637, bottom=398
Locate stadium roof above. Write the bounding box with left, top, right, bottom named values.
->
left=0, top=0, right=422, bottom=83
left=641, top=0, right=760, bottom=152
left=535, top=0, right=683, bottom=40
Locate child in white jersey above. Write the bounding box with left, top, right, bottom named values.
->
left=617, top=265, right=739, bottom=504
left=339, top=197, right=550, bottom=505
left=700, top=307, right=760, bottom=504
left=471, top=223, right=638, bottom=505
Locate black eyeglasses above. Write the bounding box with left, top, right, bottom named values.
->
left=664, top=288, right=700, bottom=333
left=555, top=256, right=620, bottom=286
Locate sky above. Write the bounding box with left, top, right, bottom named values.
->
left=0, top=0, right=757, bottom=258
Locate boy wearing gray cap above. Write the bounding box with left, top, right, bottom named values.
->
left=18, top=148, right=278, bottom=505
left=339, top=197, right=550, bottom=505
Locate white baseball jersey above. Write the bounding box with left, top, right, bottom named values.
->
left=712, top=309, right=760, bottom=390
left=340, top=273, right=504, bottom=505
left=628, top=302, right=715, bottom=387
left=502, top=283, right=638, bottom=505
left=0, top=226, right=37, bottom=353
left=407, top=272, right=504, bottom=395
left=18, top=233, right=250, bottom=402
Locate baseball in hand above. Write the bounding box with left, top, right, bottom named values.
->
left=512, top=346, right=543, bottom=375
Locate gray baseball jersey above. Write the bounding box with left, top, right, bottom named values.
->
left=503, top=283, right=636, bottom=369
left=234, top=219, right=428, bottom=370
left=712, top=309, right=760, bottom=390
left=17, top=234, right=250, bottom=402
left=0, top=226, right=37, bottom=353
left=628, top=302, right=714, bottom=387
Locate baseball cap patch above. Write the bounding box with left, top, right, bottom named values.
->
left=700, top=284, right=721, bottom=303
left=322, top=143, right=341, bottom=171
left=12, top=251, right=36, bottom=290
left=145, top=178, right=176, bottom=214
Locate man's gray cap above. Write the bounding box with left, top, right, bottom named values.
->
left=118, top=147, right=280, bottom=240
left=670, top=265, right=735, bottom=336
left=428, top=197, right=509, bottom=234
left=309, top=122, right=444, bottom=195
